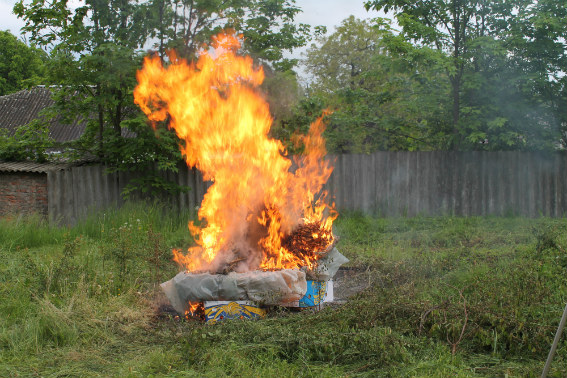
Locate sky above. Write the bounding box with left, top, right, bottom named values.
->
left=291, top=0, right=388, bottom=59
left=1, top=0, right=24, bottom=36
left=294, top=0, right=385, bottom=33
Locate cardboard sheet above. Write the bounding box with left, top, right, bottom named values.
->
left=305, top=247, right=349, bottom=281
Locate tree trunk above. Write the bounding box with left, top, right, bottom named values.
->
left=98, top=104, right=104, bottom=158
left=159, top=0, right=165, bottom=59
left=451, top=0, right=462, bottom=150
left=96, top=84, right=104, bottom=158
left=114, top=90, right=123, bottom=135
left=451, top=78, right=461, bottom=149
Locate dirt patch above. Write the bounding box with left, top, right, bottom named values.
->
left=332, top=266, right=374, bottom=303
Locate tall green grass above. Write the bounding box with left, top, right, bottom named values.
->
left=0, top=213, right=67, bottom=250
left=0, top=207, right=566, bottom=377
left=71, top=200, right=196, bottom=245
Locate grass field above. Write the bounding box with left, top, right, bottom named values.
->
left=1, top=203, right=566, bottom=377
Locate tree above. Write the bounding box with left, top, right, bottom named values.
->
left=294, top=16, right=451, bottom=152
left=14, top=0, right=315, bottom=143
left=14, top=0, right=155, bottom=152
left=14, top=0, right=192, bottom=196
left=503, top=0, right=567, bottom=150
left=147, top=0, right=314, bottom=71
left=364, top=0, right=566, bottom=150
left=0, top=119, right=52, bottom=162
left=13, top=0, right=316, bottom=193
left=363, top=0, right=508, bottom=147
left=305, top=15, right=386, bottom=93
left=0, top=30, right=47, bottom=95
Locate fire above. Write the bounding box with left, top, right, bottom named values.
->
left=184, top=301, right=203, bottom=319
left=134, top=31, right=336, bottom=272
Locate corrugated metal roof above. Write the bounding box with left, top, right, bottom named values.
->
left=0, top=161, right=76, bottom=173
left=0, top=87, right=136, bottom=143
left=0, top=87, right=88, bottom=143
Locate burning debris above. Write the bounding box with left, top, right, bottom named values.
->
left=161, top=247, right=347, bottom=321
left=134, top=31, right=347, bottom=321
left=281, top=221, right=334, bottom=263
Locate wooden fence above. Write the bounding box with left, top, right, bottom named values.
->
left=47, top=151, right=567, bottom=225
left=325, top=151, right=567, bottom=217
left=47, top=164, right=210, bottom=225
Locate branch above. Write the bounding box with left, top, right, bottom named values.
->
left=419, top=300, right=449, bottom=335
left=444, top=283, right=469, bottom=355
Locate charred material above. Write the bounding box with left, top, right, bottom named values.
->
left=281, top=221, right=334, bottom=260
left=210, top=221, right=335, bottom=274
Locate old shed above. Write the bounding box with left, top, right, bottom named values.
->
left=0, top=161, right=75, bottom=218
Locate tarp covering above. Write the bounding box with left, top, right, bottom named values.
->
left=161, top=269, right=308, bottom=314
left=305, top=247, right=349, bottom=281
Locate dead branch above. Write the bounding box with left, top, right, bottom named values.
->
left=444, top=284, right=469, bottom=355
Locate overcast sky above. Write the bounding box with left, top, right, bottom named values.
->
left=294, top=0, right=383, bottom=32
left=1, top=0, right=24, bottom=36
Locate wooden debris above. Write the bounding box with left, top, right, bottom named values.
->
left=219, top=257, right=247, bottom=275
left=281, top=221, right=334, bottom=261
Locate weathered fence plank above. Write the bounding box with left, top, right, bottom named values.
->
left=47, top=152, right=567, bottom=225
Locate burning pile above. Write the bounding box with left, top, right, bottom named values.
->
left=281, top=221, right=335, bottom=262
left=134, top=31, right=346, bottom=319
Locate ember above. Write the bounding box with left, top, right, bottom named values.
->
left=185, top=301, right=203, bottom=319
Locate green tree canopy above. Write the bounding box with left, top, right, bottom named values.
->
left=13, top=0, right=315, bottom=149
left=13, top=0, right=316, bottom=194
left=0, top=30, right=47, bottom=96
left=364, top=0, right=567, bottom=150
left=304, top=15, right=386, bottom=93
left=149, top=0, right=314, bottom=71
left=289, top=16, right=451, bottom=153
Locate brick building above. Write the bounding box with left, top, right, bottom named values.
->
left=0, top=87, right=135, bottom=221
left=0, top=87, right=87, bottom=218
left=0, top=161, right=74, bottom=217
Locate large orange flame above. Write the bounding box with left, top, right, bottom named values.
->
left=134, top=31, right=336, bottom=272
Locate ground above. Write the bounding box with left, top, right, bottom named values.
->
left=0, top=204, right=566, bottom=377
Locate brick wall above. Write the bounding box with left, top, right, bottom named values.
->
left=0, top=172, right=48, bottom=216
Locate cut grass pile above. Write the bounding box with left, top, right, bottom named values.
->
left=0, top=204, right=566, bottom=377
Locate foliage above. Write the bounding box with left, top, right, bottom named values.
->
left=1, top=210, right=566, bottom=377
left=262, top=68, right=303, bottom=135
left=0, top=118, right=53, bottom=162
left=148, top=0, right=316, bottom=68
left=304, top=16, right=386, bottom=94
left=12, top=0, right=317, bottom=195
left=0, top=30, right=47, bottom=96
left=94, top=115, right=188, bottom=199
left=14, top=0, right=160, bottom=179
left=291, top=17, right=452, bottom=152
left=364, top=0, right=567, bottom=151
